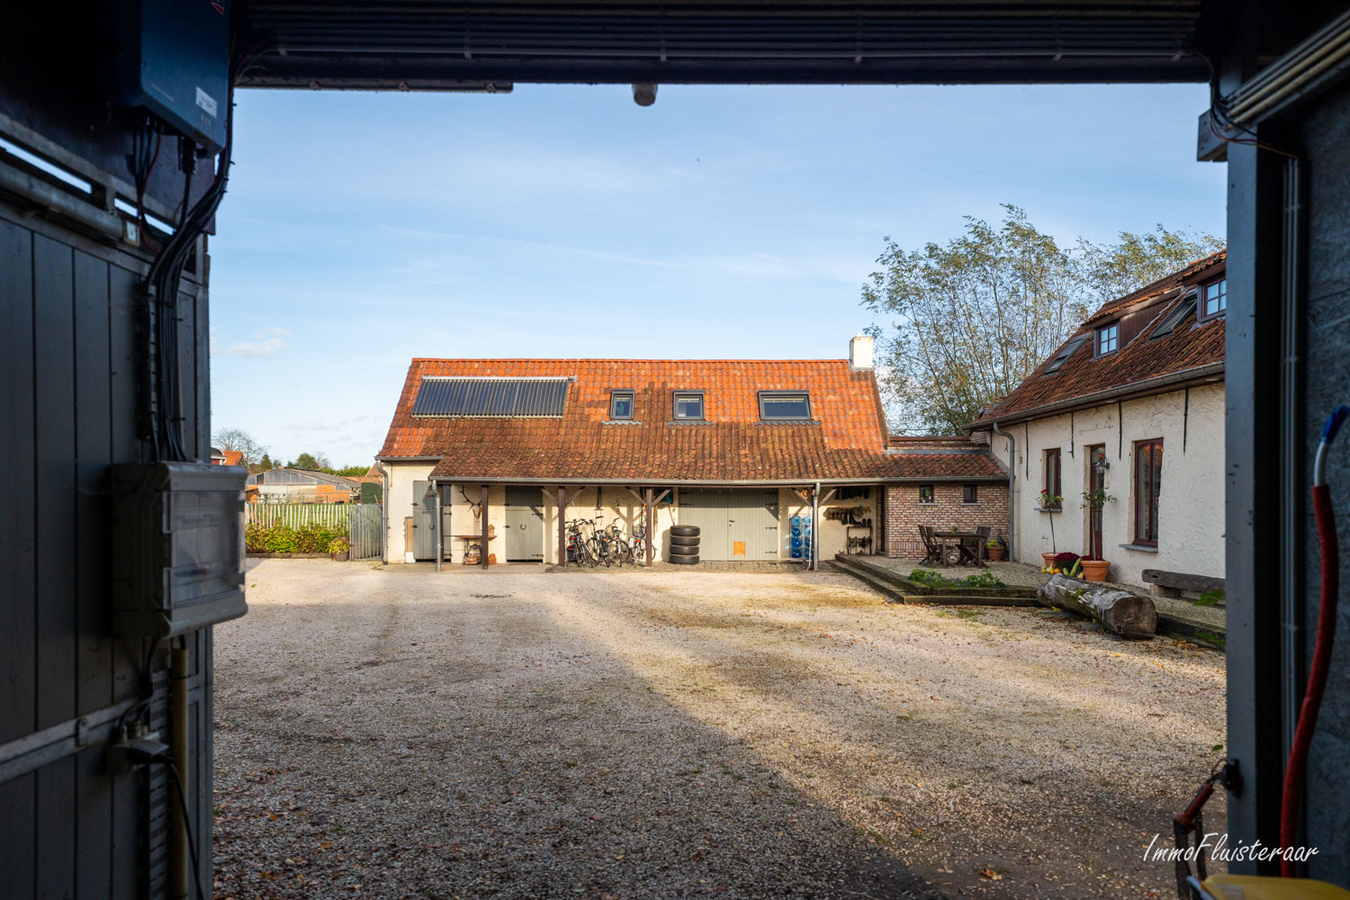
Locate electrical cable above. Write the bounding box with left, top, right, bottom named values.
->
left=142, top=42, right=265, bottom=461
left=161, top=758, right=209, bottom=900
left=1280, top=404, right=1349, bottom=876
left=1194, top=50, right=1301, bottom=160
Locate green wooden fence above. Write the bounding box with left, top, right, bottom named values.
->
left=245, top=503, right=383, bottom=559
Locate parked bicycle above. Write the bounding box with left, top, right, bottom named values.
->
left=565, top=516, right=636, bottom=568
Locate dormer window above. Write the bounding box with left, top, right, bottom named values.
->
left=759, top=391, right=812, bottom=421
left=609, top=390, right=634, bottom=420
left=1096, top=322, right=1119, bottom=357
left=1199, top=277, right=1227, bottom=320
left=673, top=391, right=705, bottom=421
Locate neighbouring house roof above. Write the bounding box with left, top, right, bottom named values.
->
left=378, top=359, right=1006, bottom=483
left=221, top=449, right=244, bottom=467
left=352, top=464, right=384, bottom=485
left=245, top=467, right=361, bottom=487
left=970, top=251, right=1226, bottom=428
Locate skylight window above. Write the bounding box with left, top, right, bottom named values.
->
left=759, top=391, right=812, bottom=420
left=609, top=390, right=634, bottom=420
left=673, top=391, right=705, bottom=420
left=1043, top=335, right=1089, bottom=374
left=1152, top=294, right=1197, bottom=339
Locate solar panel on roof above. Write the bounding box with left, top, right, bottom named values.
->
left=412, top=377, right=569, bottom=417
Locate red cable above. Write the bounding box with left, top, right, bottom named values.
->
left=1280, top=483, right=1340, bottom=876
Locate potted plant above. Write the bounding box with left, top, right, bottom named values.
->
left=1080, top=555, right=1110, bottom=582
left=1080, top=488, right=1116, bottom=510
left=328, top=536, right=352, bottom=562
left=1077, top=489, right=1115, bottom=579
left=1038, top=489, right=1064, bottom=570
left=986, top=538, right=1005, bottom=562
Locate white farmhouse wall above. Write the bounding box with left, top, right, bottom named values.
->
left=385, top=461, right=436, bottom=562
left=986, top=383, right=1224, bottom=586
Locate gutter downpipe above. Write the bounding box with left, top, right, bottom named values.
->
left=812, top=481, right=821, bottom=571
left=991, top=422, right=1016, bottom=559
left=375, top=460, right=389, bottom=565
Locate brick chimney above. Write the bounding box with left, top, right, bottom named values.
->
left=849, top=333, right=874, bottom=371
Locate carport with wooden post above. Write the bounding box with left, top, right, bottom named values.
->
left=625, top=487, right=671, bottom=567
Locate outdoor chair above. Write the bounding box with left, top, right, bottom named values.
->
left=919, top=525, right=943, bottom=565
left=959, top=525, right=992, bottom=567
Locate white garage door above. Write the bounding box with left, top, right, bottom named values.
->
left=677, top=489, right=779, bottom=561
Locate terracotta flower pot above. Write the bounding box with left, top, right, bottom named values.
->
left=987, top=546, right=1005, bottom=562
left=1042, top=552, right=1057, bottom=570
left=1080, top=559, right=1110, bottom=582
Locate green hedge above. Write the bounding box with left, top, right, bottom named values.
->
left=245, top=522, right=347, bottom=554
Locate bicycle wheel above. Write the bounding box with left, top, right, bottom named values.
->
left=616, top=539, right=633, bottom=566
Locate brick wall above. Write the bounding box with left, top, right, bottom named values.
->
left=882, top=482, right=1009, bottom=558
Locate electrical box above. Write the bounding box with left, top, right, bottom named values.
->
left=111, top=462, right=247, bottom=638
left=111, top=0, right=230, bottom=153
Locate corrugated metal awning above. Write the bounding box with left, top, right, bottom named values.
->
left=235, top=0, right=1208, bottom=88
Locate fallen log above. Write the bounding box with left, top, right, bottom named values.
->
left=1036, top=574, right=1157, bottom=638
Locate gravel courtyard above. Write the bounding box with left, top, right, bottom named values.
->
left=213, top=560, right=1225, bottom=900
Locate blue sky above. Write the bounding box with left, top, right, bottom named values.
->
left=209, top=83, right=1225, bottom=466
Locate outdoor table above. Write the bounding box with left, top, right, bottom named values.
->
left=934, top=532, right=985, bottom=568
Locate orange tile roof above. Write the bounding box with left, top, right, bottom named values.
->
left=378, top=359, right=1005, bottom=483
left=971, top=252, right=1226, bottom=427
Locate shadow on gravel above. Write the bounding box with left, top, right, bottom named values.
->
left=213, top=574, right=948, bottom=900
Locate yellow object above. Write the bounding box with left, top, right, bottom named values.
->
left=1201, top=875, right=1350, bottom=900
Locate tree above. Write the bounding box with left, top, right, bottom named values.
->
left=212, top=428, right=267, bottom=470
left=256, top=454, right=275, bottom=473
left=862, top=206, right=1221, bottom=434
left=1077, top=225, right=1224, bottom=306
left=331, top=465, right=370, bottom=478
left=289, top=452, right=331, bottom=472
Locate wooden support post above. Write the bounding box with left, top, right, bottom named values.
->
left=644, top=486, right=654, bottom=567
left=434, top=483, right=443, bottom=572
left=480, top=484, right=489, bottom=569
left=558, top=486, right=568, bottom=567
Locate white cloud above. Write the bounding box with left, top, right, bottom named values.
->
left=213, top=337, right=287, bottom=358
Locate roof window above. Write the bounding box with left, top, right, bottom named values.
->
left=759, top=391, right=812, bottom=420
left=673, top=391, right=705, bottom=421
left=1043, top=335, right=1089, bottom=374
left=1151, top=293, right=1197, bottom=339
left=609, top=390, right=635, bottom=420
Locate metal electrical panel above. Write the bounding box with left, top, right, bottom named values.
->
left=111, top=462, right=248, bottom=638
left=111, top=0, right=231, bottom=153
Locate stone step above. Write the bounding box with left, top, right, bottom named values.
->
left=828, top=556, right=1038, bottom=607
left=826, top=558, right=907, bottom=602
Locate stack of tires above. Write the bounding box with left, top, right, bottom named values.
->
left=668, top=525, right=700, bottom=565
